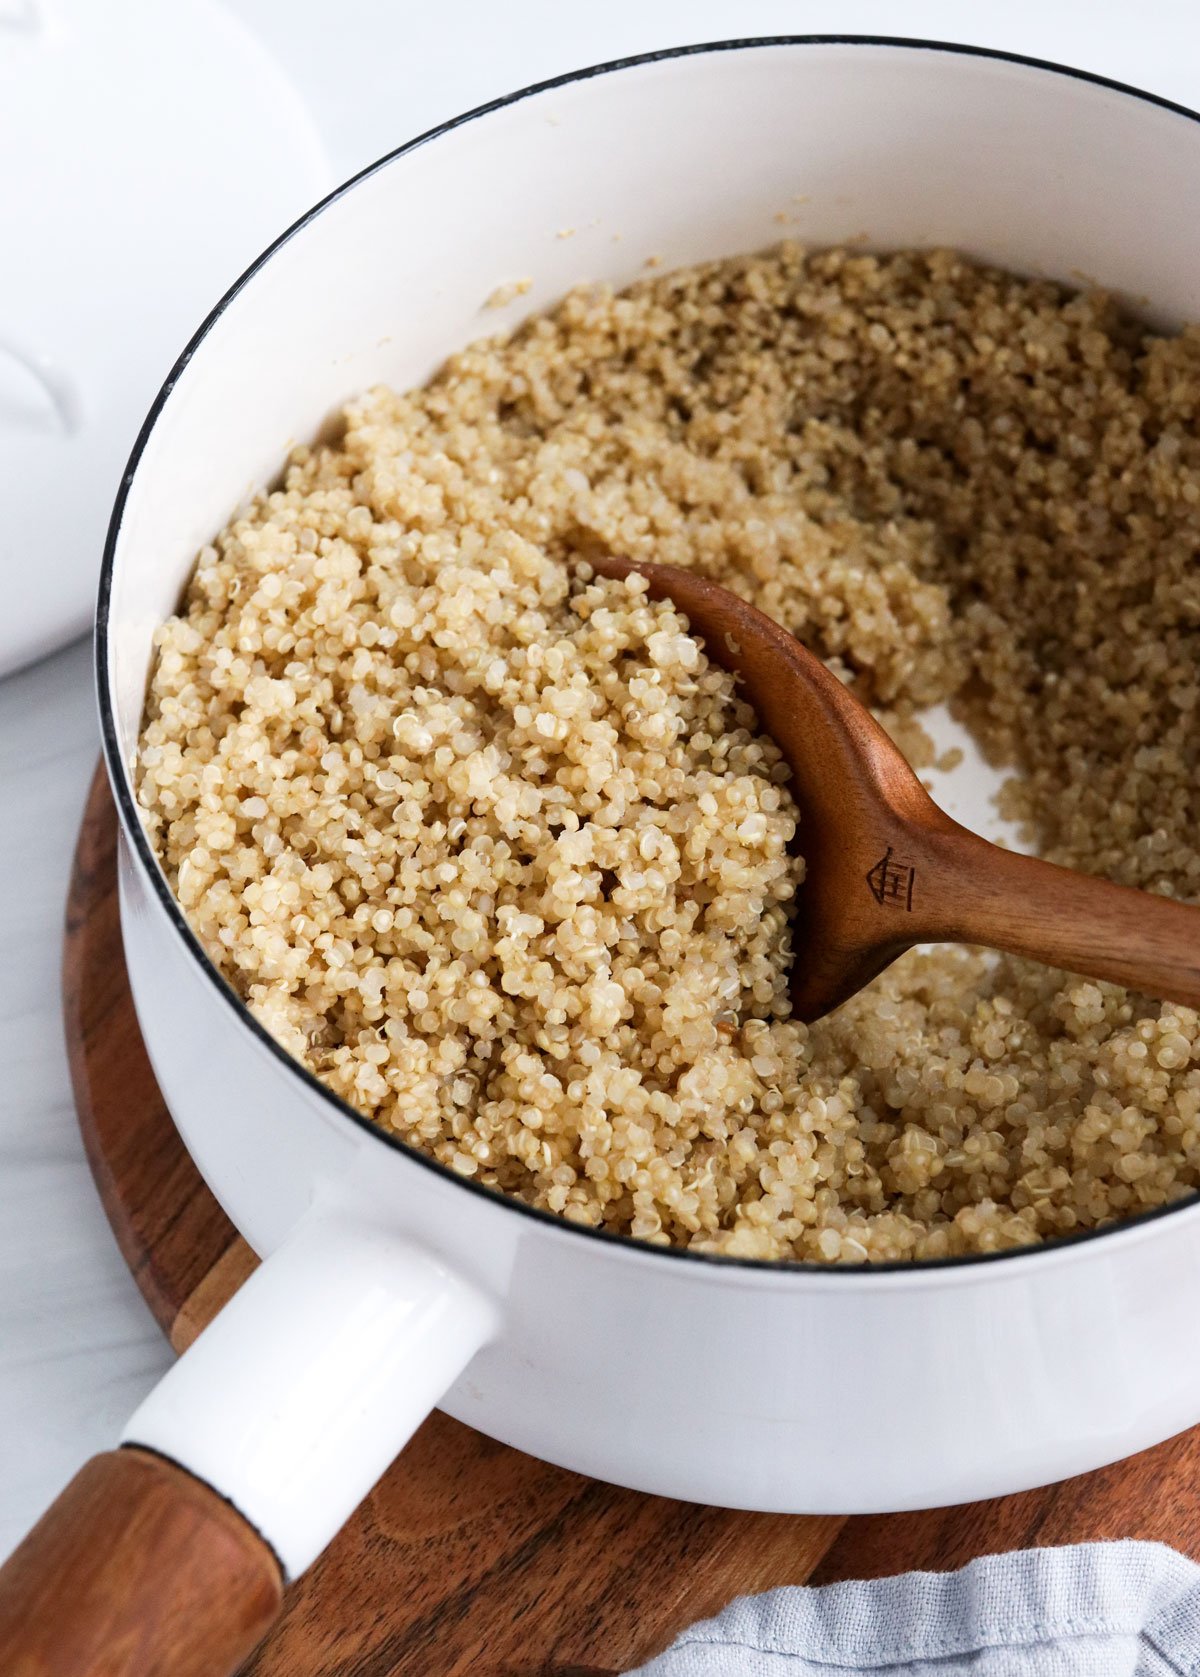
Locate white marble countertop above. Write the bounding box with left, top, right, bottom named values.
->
left=2, top=0, right=1198, bottom=1563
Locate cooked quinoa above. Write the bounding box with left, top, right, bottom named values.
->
left=137, top=245, right=1200, bottom=1262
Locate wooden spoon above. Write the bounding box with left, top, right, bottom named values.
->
left=588, top=554, right=1200, bottom=1023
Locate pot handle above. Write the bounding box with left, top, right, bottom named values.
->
left=0, top=1448, right=282, bottom=1677
left=0, top=1192, right=498, bottom=1675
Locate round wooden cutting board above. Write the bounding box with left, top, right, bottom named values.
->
left=62, top=763, right=1200, bottom=1674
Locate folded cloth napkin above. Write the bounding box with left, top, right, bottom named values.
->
left=627, top=1541, right=1200, bottom=1676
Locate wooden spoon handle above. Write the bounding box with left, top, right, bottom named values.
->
left=912, top=822, right=1200, bottom=1009
left=0, top=1447, right=283, bottom=1677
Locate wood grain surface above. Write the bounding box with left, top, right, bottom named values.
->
left=63, top=763, right=1200, bottom=1674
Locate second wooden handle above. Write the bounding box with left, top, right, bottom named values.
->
left=916, top=823, right=1200, bottom=1012
left=0, top=1447, right=283, bottom=1677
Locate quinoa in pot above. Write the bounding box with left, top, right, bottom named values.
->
left=136, top=245, right=1200, bottom=1262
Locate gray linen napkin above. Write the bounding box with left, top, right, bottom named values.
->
left=627, top=1542, right=1200, bottom=1676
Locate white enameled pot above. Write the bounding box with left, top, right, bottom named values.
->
left=78, top=32, right=1200, bottom=1629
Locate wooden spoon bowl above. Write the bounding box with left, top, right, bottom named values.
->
left=589, top=554, right=1200, bottom=1022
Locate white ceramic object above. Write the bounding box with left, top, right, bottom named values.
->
left=98, top=40, right=1200, bottom=1581
left=0, top=0, right=328, bottom=678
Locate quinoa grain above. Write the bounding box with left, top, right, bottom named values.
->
left=138, top=245, right=1200, bottom=1261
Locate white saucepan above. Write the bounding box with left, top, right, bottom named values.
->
left=3, top=37, right=1200, bottom=1677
